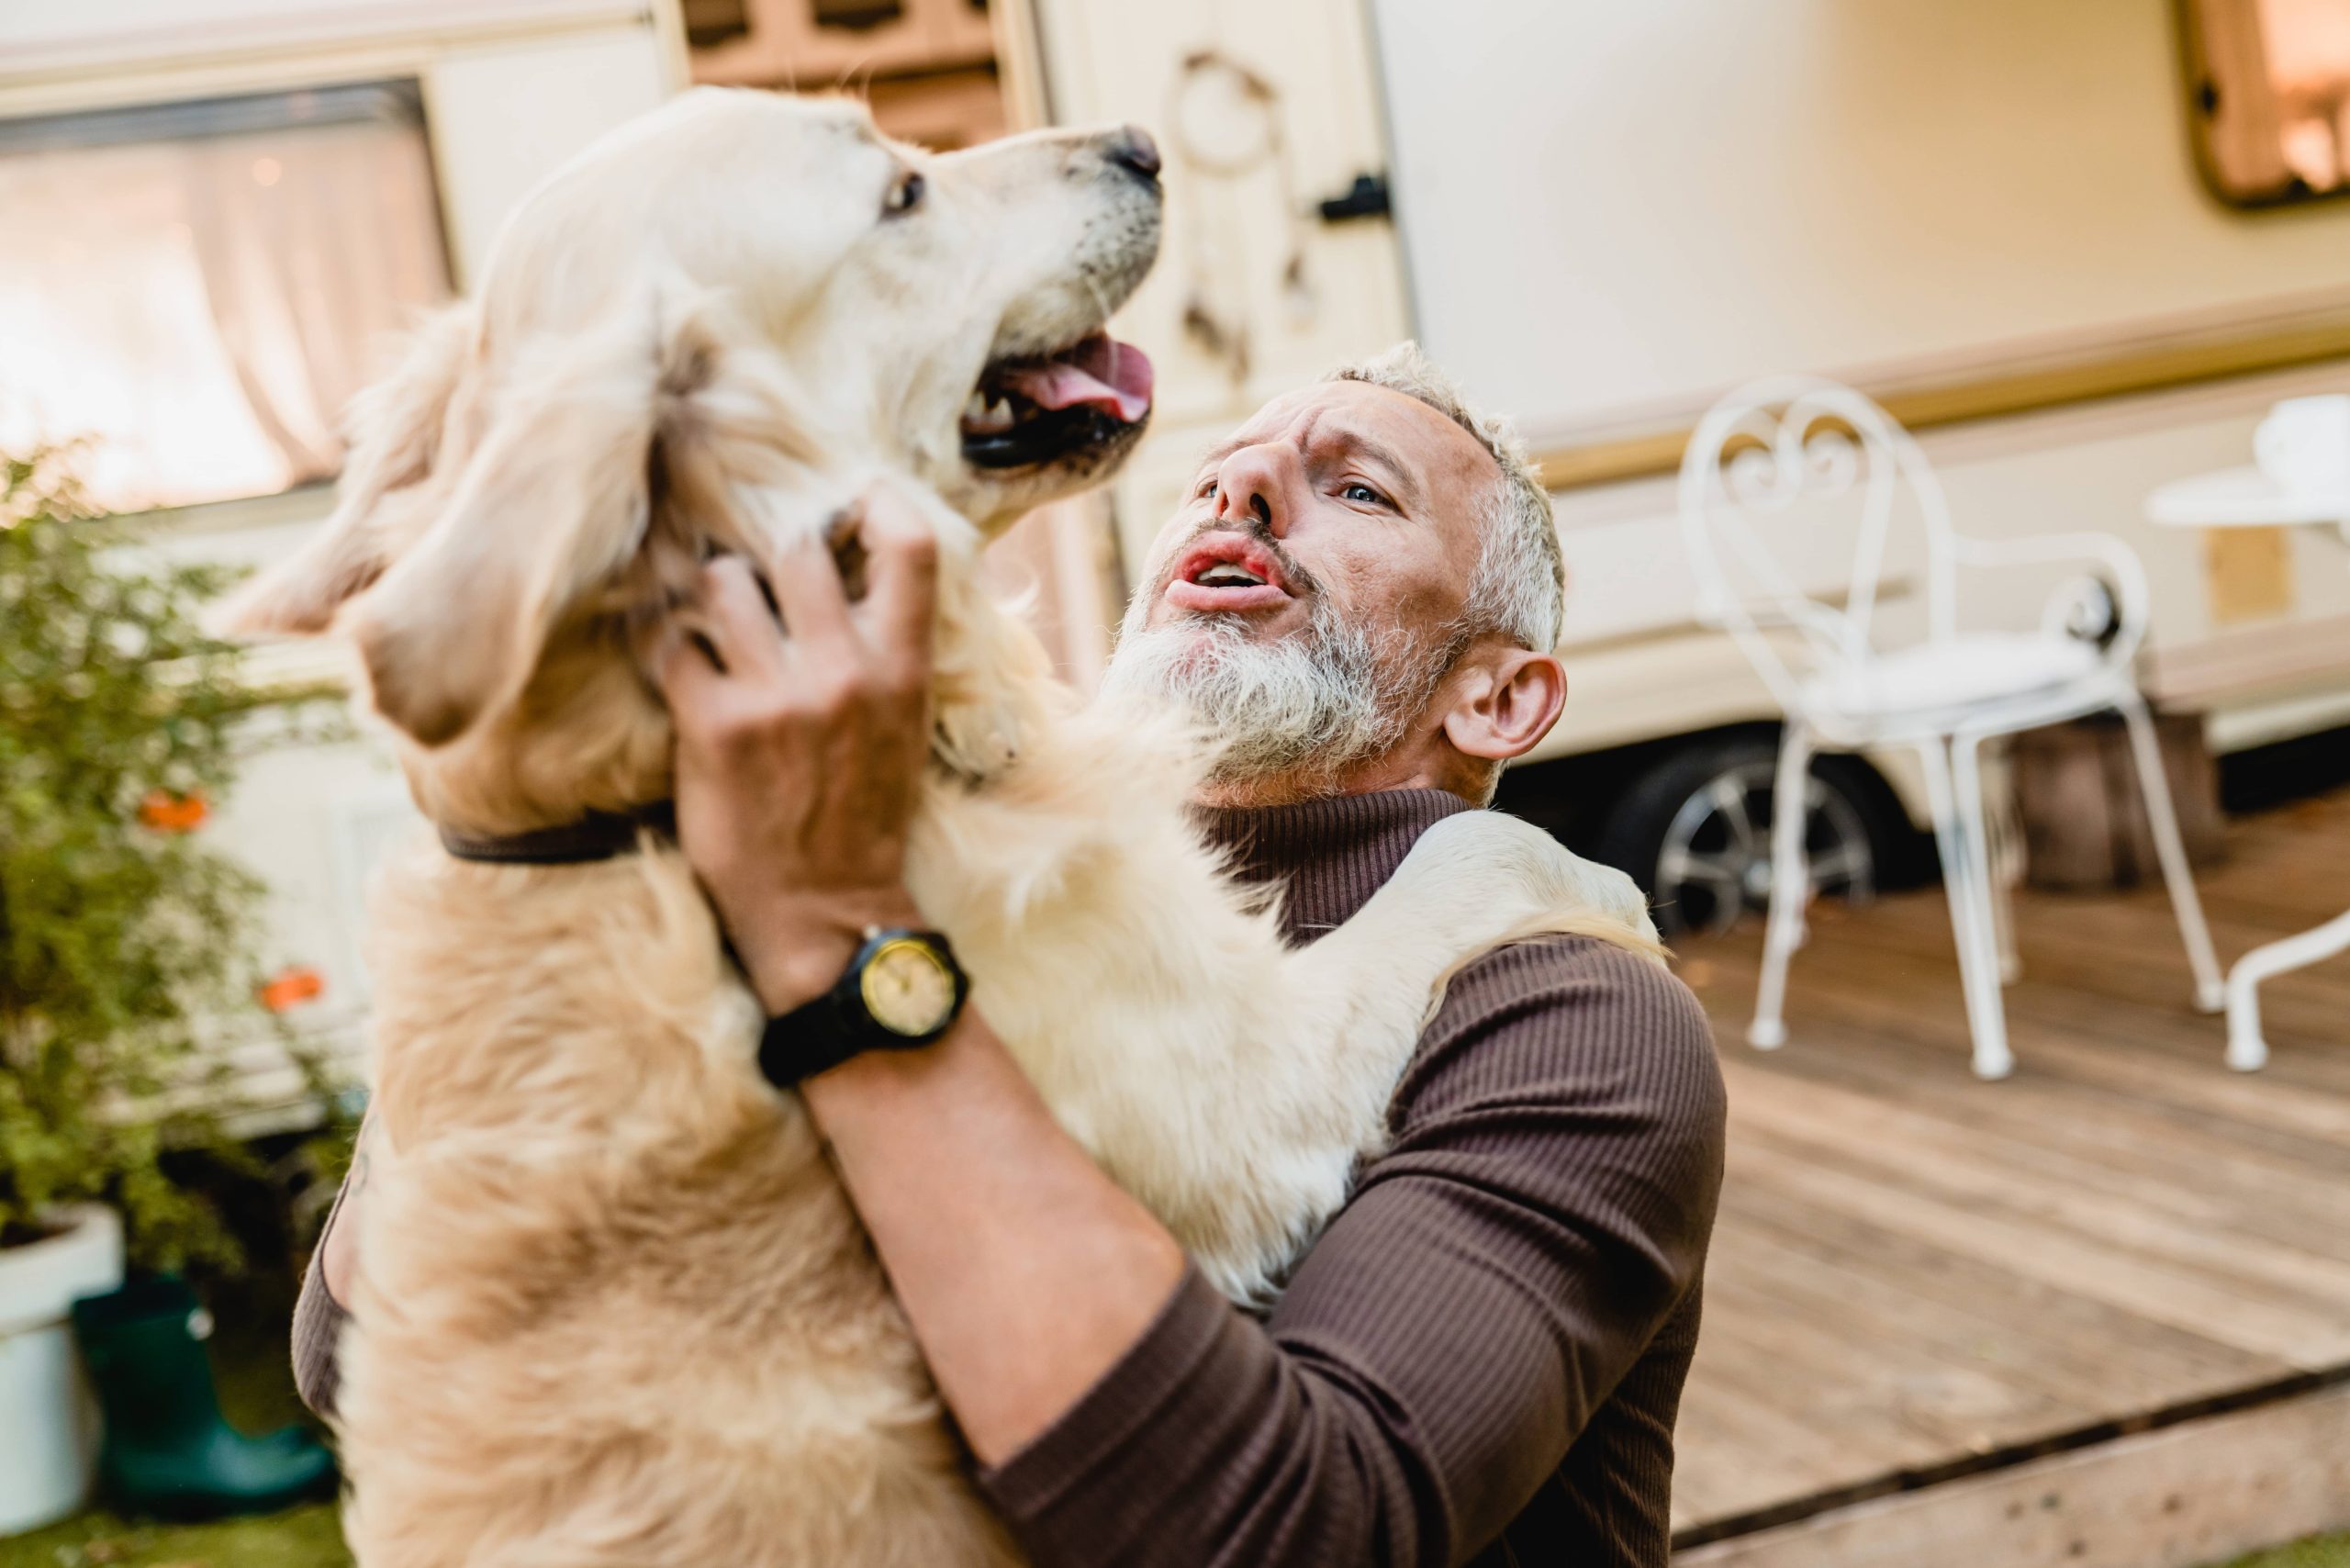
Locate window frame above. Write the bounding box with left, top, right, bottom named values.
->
left=2176, top=0, right=2350, bottom=211
left=0, top=78, right=456, bottom=528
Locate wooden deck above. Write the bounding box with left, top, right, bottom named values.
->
left=1667, top=785, right=2350, bottom=1564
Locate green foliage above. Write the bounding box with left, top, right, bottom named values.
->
left=0, top=449, right=274, bottom=1271
left=0, top=1503, right=352, bottom=1568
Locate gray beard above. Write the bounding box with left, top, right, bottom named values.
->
left=1099, top=592, right=1466, bottom=790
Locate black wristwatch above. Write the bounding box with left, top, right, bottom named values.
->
left=755, top=926, right=969, bottom=1087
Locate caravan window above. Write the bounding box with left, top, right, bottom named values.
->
left=0, top=83, right=451, bottom=518
left=2183, top=0, right=2350, bottom=206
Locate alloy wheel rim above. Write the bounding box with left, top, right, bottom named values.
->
left=1654, top=759, right=1875, bottom=935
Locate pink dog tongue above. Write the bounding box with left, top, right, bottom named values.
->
left=999, top=337, right=1154, bottom=422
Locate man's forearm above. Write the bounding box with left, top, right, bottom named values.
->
left=800, top=1009, right=1187, bottom=1466
left=652, top=516, right=1186, bottom=1465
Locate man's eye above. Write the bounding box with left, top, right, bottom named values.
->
left=883, top=170, right=925, bottom=218
left=1341, top=482, right=1388, bottom=506
left=1196, top=478, right=1219, bottom=500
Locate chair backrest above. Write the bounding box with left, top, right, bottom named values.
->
left=1676, top=375, right=1960, bottom=721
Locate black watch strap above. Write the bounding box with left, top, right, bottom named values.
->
left=755, top=927, right=968, bottom=1088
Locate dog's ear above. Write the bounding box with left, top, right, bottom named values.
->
left=208, top=304, right=479, bottom=640
left=344, top=294, right=695, bottom=747
left=347, top=283, right=811, bottom=748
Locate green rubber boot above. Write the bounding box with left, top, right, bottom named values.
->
left=69, top=1277, right=337, bottom=1520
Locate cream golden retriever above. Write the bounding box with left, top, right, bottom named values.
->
left=220, top=88, right=1659, bottom=1567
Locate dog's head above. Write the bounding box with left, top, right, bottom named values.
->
left=214, top=89, right=1160, bottom=829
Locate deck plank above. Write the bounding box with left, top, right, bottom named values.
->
left=1676, top=1381, right=2350, bottom=1568
left=1666, top=786, right=2350, bottom=1545
left=1722, top=1071, right=2350, bottom=1306
left=1728, top=1037, right=2350, bottom=1260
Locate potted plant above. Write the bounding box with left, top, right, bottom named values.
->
left=0, top=449, right=327, bottom=1533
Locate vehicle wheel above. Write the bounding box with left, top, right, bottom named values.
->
left=1590, top=734, right=1897, bottom=937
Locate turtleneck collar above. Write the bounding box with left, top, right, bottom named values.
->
left=1197, top=787, right=1478, bottom=946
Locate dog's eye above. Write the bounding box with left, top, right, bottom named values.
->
left=883, top=170, right=925, bottom=218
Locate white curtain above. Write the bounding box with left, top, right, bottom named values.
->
left=180, top=118, right=450, bottom=487
left=0, top=108, right=448, bottom=514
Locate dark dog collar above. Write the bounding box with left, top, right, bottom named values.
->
left=439, top=801, right=679, bottom=865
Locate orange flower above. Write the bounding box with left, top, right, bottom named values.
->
left=139, top=790, right=208, bottom=833
left=258, top=966, right=325, bottom=1013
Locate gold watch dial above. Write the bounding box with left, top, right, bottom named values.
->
left=859, top=937, right=957, bottom=1037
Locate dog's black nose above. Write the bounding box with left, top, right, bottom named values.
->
left=1105, top=125, right=1162, bottom=182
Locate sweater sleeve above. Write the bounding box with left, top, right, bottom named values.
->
left=978, top=936, right=1727, bottom=1568
left=290, top=1174, right=352, bottom=1418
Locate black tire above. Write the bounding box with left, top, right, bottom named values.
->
left=1587, top=731, right=1910, bottom=938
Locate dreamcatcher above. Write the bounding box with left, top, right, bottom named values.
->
left=1165, top=48, right=1319, bottom=388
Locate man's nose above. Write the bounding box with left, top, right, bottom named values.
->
left=1212, top=447, right=1293, bottom=539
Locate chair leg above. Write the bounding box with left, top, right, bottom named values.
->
left=1934, top=734, right=2015, bottom=1081
left=1987, top=781, right=2023, bottom=985
left=2224, top=906, right=2350, bottom=1071
left=2114, top=691, right=2225, bottom=1014
left=1749, top=721, right=1813, bottom=1049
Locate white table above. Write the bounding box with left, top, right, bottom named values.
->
left=2144, top=466, right=2350, bottom=1070
left=2144, top=465, right=2350, bottom=541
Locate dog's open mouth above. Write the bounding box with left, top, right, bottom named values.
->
left=960, top=333, right=1155, bottom=469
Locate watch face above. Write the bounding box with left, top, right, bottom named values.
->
left=859, top=936, right=959, bottom=1037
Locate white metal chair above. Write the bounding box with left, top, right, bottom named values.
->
left=1678, top=376, right=2225, bottom=1080
left=2227, top=910, right=2350, bottom=1071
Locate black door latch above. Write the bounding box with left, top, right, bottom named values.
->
left=1316, top=172, right=1392, bottom=222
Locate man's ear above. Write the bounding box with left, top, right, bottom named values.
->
left=208, top=304, right=479, bottom=640
left=1440, top=645, right=1568, bottom=764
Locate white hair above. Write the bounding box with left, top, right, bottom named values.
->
left=1322, top=342, right=1562, bottom=652
left=1100, top=587, right=1465, bottom=791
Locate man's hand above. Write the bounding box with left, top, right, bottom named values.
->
left=659, top=487, right=941, bottom=1014
left=657, top=485, right=1186, bottom=1470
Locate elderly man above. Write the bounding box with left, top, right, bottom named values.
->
left=295, top=344, right=1726, bottom=1566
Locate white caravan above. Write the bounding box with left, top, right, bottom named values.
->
left=1028, top=0, right=2350, bottom=931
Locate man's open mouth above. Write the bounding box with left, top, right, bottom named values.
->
left=1164, top=533, right=1293, bottom=613
left=960, top=332, right=1155, bottom=470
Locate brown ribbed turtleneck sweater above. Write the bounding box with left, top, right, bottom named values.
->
left=293, top=789, right=1727, bottom=1566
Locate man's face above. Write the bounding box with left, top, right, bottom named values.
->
left=1129, top=379, right=1494, bottom=648
left=1101, top=379, right=1502, bottom=789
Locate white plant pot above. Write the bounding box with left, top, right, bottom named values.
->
left=0, top=1204, right=125, bottom=1538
